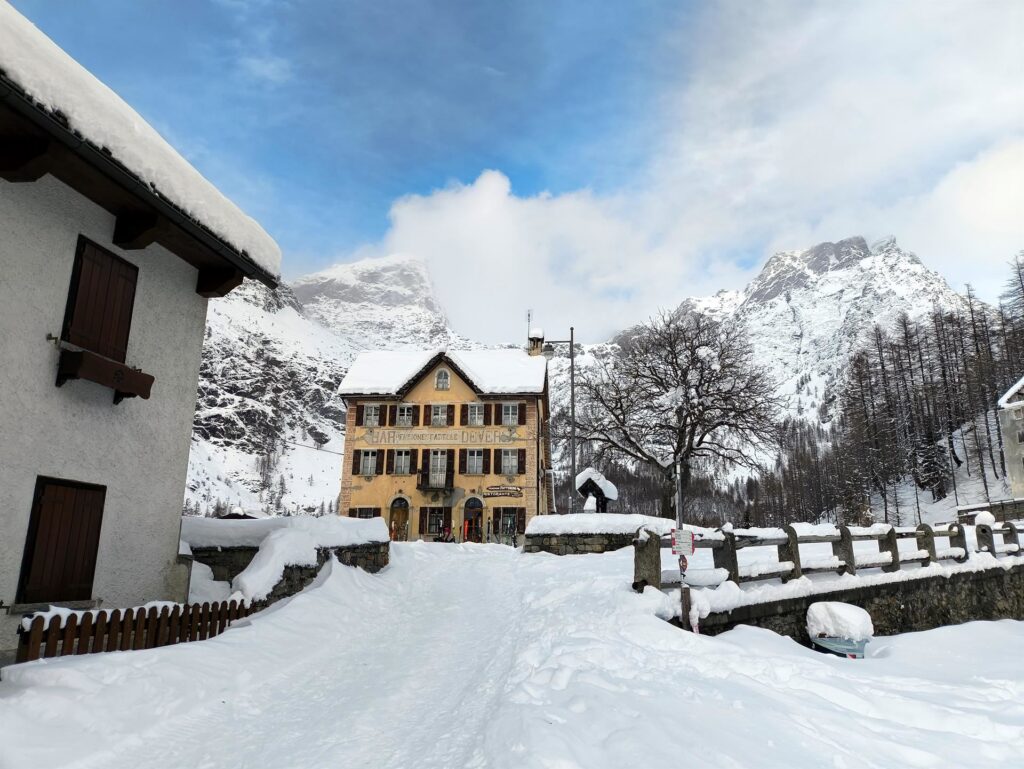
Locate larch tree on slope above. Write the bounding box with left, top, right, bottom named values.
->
left=574, top=310, right=783, bottom=518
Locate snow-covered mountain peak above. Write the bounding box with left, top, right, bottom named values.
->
left=745, top=236, right=871, bottom=304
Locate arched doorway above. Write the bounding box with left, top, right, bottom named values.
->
left=389, top=497, right=410, bottom=541
left=463, top=497, right=484, bottom=543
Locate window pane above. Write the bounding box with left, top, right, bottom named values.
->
left=432, top=405, right=447, bottom=426
left=501, top=449, right=517, bottom=474
left=364, top=405, right=379, bottom=426
left=361, top=451, right=376, bottom=475
left=469, top=404, right=484, bottom=426
left=397, top=405, right=412, bottom=426
left=395, top=450, right=410, bottom=474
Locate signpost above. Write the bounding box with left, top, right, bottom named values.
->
left=672, top=528, right=696, bottom=632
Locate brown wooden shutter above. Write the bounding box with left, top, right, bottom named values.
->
left=355, top=404, right=364, bottom=426
left=460, top=404, right=468, bottom=426
left=20, top=479, right=105, bottom=603
left=349, top=508, right=357, bottom=517
left=459, top=449, right=467, bottom=474
left=372, top=508, right=382, bottom=518
left=494, top=405, right=502, bottom=426
left=493, top=448, right=501, bottom=474
left=352, top=450, right=361, bottom=476
left=62, top=240, right=138, bottom=363
left=446, top=449, right=455, bottom=487
left=409, top=449, right=419, bottom=475
left=419, top=508, right=427, bottom=535
left=484, top=404, right=492, bottom=426
left=447, top=404, right=455, bottom=426
left=516, top=508, right=526, bottom=534
left=375, top=451, right=384, bottom=475
left=443, top=507, right=452, bottom=529
left=482, top=449, right=491, bottom=474
left=413, top=405, right=421, bottom=426
left=386, top=449, right=395, bottom=474
left=518, top=402, right=527, bottom=425
left=389, top=405, right=398, bottom=426
left=518, top=448, right=527, bottom=475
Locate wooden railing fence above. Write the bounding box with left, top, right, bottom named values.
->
left=666, top=521, right=1024, bottom=585
left=16, top=599, right=251, bottom=664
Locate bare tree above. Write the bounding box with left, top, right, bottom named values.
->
left=574, top=310, right=784, bottom=517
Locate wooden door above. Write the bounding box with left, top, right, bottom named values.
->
left=19, top=478, right=106, bottom=603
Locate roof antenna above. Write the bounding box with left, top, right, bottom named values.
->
left=526, top=309, right=532, bottom=344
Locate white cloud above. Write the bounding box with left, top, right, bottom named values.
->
left=333, top=0, right=1024, bottom=342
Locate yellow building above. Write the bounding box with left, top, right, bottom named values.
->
left=337, top=336, right=555, bottom=542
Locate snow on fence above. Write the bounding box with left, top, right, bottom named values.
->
left=671, top=521, right=1024, bottom=585
left=15, top=599, right=251, bottom=664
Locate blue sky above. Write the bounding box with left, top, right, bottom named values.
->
left=10, top=1, right=1024, bottom=342
left=12, top=0, right=692, bottom=274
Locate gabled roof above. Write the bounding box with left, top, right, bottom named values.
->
left=339, top=348, right=547, bottom=397
left=998, top=375, right=1024, bottom=409
left=0, top=4, right=280, bottom=287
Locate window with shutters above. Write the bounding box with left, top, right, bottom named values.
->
left=353, top=508, right=378, bottom=519
left=429, top=450, right=448, bottom=487
left=468, top=403, right=484, bottom=426
left=435, top=369, right=450, bottom=390
left=18, top=477, right=106, bottom=603
left=394, top=449, right=411, bottom=474
left=425, top=507, right=445, bottom=535
left=62, top=238, right=138, bottom=363
left=360, top=450, right=377, bottom=476
left=467, top=449, right=484, bottom=474
left=431, top=404, right=447, bottom=426
left=501, top=449, right=518, bottom=475
left=397, top=404, right=414, bottom=427
left=363, top=405, right=380, bottom=427
left=502, top=403, right=519, bottom=425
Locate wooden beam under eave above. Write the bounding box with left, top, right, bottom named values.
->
left=0, top=136, right=51, bottom=182
left=113, top=211, right=162, bottom=250
left=196, top=267, right=244, bottom=297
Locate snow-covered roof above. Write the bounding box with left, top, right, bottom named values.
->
left=339, top=348, right=547, bottom=396
left=528, top=327, right=545, bottom=340
left=0, top=4, right=281, bottom=279
left=998, top=375, right=1024, bottom=409
left=575, top=467, right=618, bottom=500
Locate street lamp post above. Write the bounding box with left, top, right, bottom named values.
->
left=542, top=327, right=576, bottom=514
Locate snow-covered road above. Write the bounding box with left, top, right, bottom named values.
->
left=2, top=543, right=1024, bottom=769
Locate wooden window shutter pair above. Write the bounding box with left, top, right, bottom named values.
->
left=62, top=239, right=138, bottom=364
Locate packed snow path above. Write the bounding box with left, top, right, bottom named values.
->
left=3, top=544, right=1024, bottom=768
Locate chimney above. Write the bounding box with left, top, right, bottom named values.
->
left=527, top=327, right=545, bottom=356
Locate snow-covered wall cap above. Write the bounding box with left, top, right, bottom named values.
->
left=574, top=467, right=618, bottom=500
left=0, top=3, right=281, bottom=278
left=528, top=327, right=545, bottom=340
left=339, top=348, right=547, bottom=395
left=998, top=374, right=1024, bottom=409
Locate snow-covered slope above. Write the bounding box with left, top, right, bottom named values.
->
left=734, top=236, right=968, bottom=422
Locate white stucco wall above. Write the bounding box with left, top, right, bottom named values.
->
left=999, top=407, right=1024, bottom=499
left=0, top=175, right=208, bottom=650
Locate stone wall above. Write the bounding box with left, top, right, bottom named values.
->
left=191, top=542, right=390, bottom=610
left=694, top=564, right=1024, bottom=643
left=524, top=532, right=636, bottom=555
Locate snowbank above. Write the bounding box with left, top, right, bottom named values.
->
left=180, top=514, right=389, bottom=549
left=0, top=4, right=281, bottom=277
left=526, top=513, right=675, bottom=537
left=807, top=602, right=874, bottom=641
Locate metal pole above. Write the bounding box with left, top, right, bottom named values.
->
left=570, top=326, right=576, bottom=515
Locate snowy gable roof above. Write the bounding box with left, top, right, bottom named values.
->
left=339, top=348, right=547, bottom=396
left=0, top=4, right=281, bottom=280
left=998, top=375, right=1024, bottom=409
left=575, top=467, right=619, bottom=500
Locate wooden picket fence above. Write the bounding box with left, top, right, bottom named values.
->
left=16, top=599, right=251, bottom=664
left=666, top=521, right=1024, bottom=585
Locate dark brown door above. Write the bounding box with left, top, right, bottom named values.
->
left=19, top=478, right=106, bottom=603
